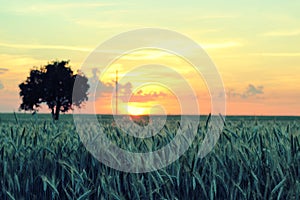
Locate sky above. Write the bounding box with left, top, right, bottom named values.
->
left=0, top=0, right=299, bottom=115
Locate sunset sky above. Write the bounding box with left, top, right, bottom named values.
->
left=0, top=1, right=299, bottom=115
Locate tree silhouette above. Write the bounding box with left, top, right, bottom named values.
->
left=19, top=60, right=89, bottom=120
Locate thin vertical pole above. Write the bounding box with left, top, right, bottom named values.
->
left=116, top=70, right=118, bottom=115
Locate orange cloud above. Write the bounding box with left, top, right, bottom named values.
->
left=129, top=90, right=168, bottom=103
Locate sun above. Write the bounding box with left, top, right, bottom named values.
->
left=127, top=104, right=147, bottom=116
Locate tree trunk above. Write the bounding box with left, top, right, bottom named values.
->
left=54, top=102, right=61, bottom=120
left=51, top=108, right=55, bottom=120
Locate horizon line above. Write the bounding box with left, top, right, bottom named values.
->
left=1, top=112, right=300, bottom=117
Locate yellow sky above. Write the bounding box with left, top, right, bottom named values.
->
left=0, top=1, right=299, bottom=115
left=76, top=45, right=214, bottom=115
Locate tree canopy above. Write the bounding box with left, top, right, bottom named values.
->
left=19, top=60, right=89, bottom=120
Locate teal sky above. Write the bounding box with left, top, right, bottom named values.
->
left=0, top=1, right=299, bottom=115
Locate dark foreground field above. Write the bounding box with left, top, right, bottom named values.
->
left=0, top=113, right=299, bottom=199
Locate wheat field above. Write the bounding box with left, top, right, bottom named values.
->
left=0, top=113, right=299, bottom=199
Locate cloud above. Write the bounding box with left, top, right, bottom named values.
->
left=90, top=80, right=133, bottom=102
left=0, top=68, right=8, bottom=89
left=119, top=51, right=170, bottom=61
left=117, top=83, right=168, bottom=103
left=197, top=15, right=238, bottom=20
left=118, top=82, right=133, bottom=101
left=72, top=19, right=133, bottom=29
left=128, top=90, right=168, bottom=103
left=243, top=84, right=264, bottom=98
left=10, top=2, right=115, bottom=14
left=183, top=15, right=238, bottom=22
left=88, top=69, right=167, bottom=103
left=202, top=41, right=242, bottom=49
left=0, top=68, right=8, bottom=74
left=251, top=52, right=300, bottom=57
left=0, top=42, right=92, bottom=52
left=0, top=40, right=241, bottom=56
left=88, top=69, right=114, bottom=100
left=228, top=84, right=264, bottom=99
left=88, top=68, right=135, bottom=101
left=262, top=29, right=300, bottom=37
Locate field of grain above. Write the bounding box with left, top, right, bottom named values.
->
left=0, top=113, right=299, bottom=199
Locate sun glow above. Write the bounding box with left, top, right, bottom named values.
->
left=127, top=104, right=147, bottom=116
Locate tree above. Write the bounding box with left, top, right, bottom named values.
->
left=19, top=60, right=89, bottom=120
